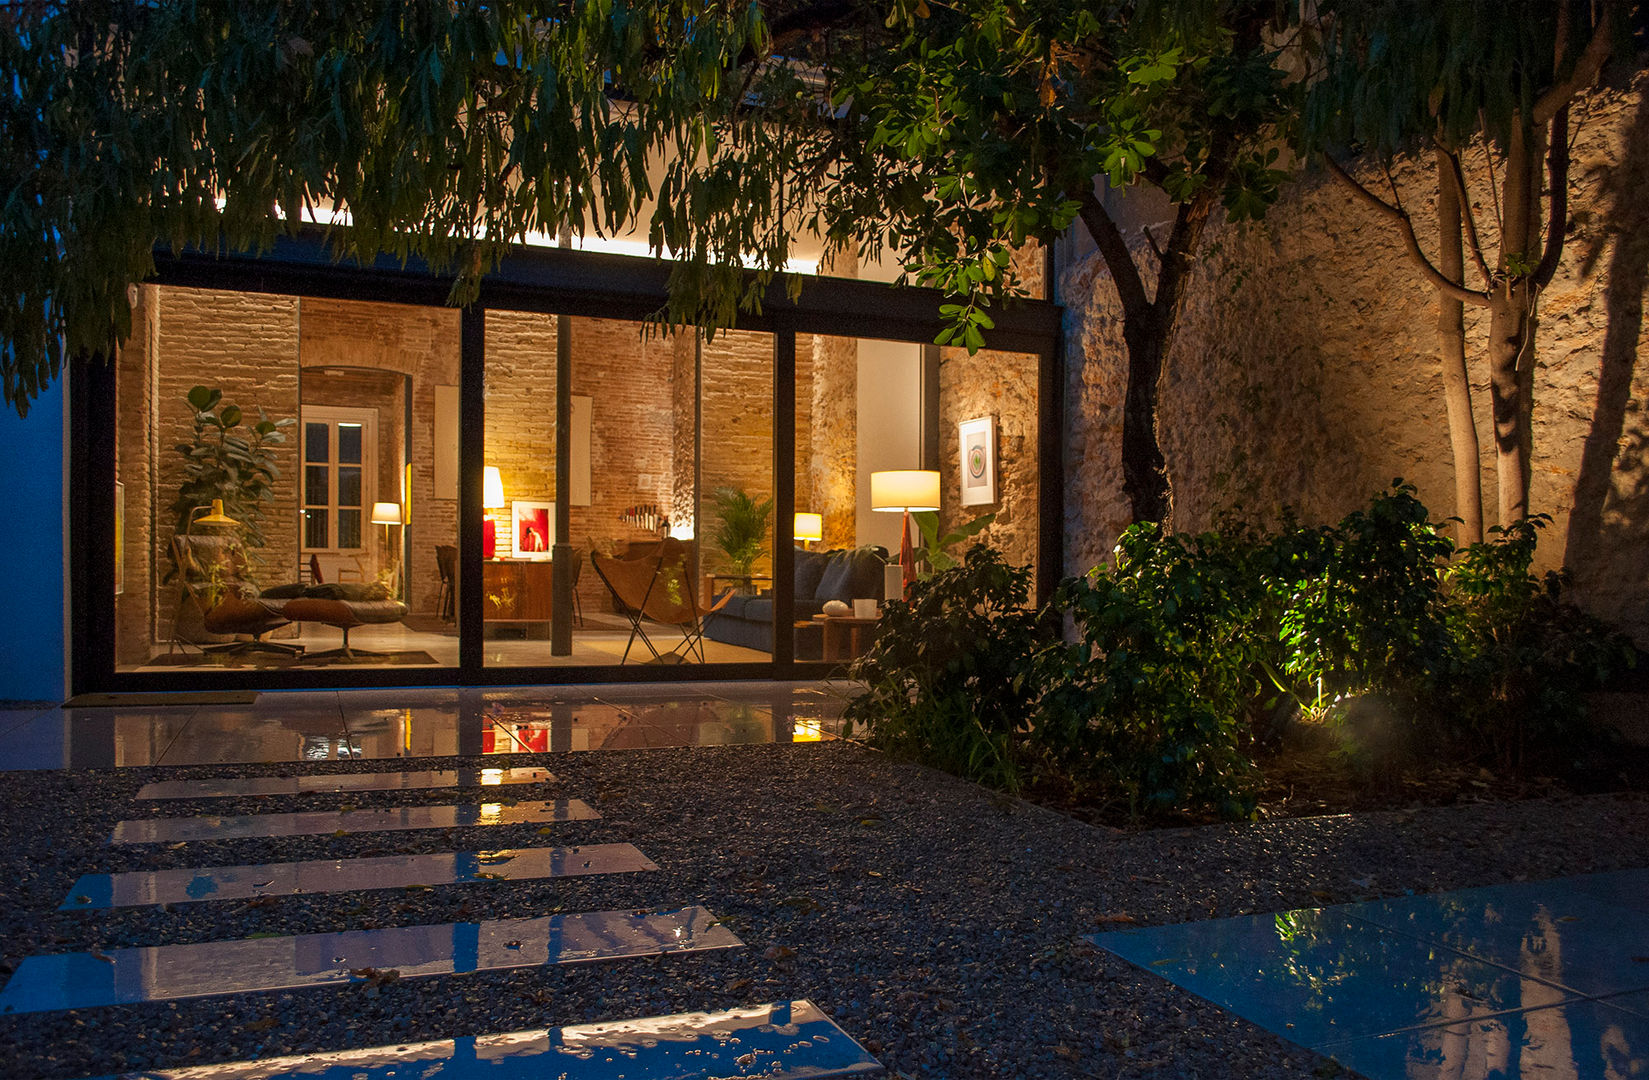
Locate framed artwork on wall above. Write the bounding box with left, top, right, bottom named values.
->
left=958, top=416, right=996, bottom=506
left=511, top=500, right=555, bottom=560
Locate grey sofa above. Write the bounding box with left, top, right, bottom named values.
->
left=703, top=546, right=887, bottom=659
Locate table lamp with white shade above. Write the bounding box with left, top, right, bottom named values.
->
left=870, top=470, right=940, bottom=599
left=793, top=512, right=823, bottom=549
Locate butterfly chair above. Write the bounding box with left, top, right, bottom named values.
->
left=591, top=538, right=731, bottom=664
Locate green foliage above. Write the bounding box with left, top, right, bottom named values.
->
left=166, top=386, right=294, bottom=576
left=910, top=509, right=996, bottom=574
left=845, top=486, right=1635, bottom=822
left=1039, top=524, right=1264, bottom=821
left=1303, top=0, right=1623, bottom=158
left=844, top=546, right=1043, bottom=792
left=708, top=486, right=772, bottom=577
left=1441, top=516, right=1637, bottom=768
left=1274, top=483, right=1455, bottom=710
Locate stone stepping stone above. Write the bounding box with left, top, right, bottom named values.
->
left=62, top=844, right=655, bottom=910
left=81, top=999, right=882, bottom=1078
left=137, top=767, right=555, bottom=801
left=111, top=799, right=599, bottom=844
left=0, top=905, right=739, bottom=1013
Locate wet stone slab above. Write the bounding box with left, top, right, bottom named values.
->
left=61, top=844, right=656, bottom=909
left=136, top=767, right=556, bottom=800
left=0, top=906, right=739, bottom=1013
left=110, top=799, right=600, bottom=844
left=83, top=999, right=881, bottom=1079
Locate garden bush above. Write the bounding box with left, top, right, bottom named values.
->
left=844, top=486, right=1635, bottom=823
left=844, top=546, right=1044, bottom=792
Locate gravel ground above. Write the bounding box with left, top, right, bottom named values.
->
left=1, top=742, right=1647, bottom=1079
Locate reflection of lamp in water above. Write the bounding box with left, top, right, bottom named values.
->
left=870, top=470, right=940, bottom=599
left=483, top=466, right=504, bottom=559
left=371, top=502, right=403, bottom=597
left=793, top=512, right=823, bottom=549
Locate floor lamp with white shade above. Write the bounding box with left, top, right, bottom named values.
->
left=869, top=470, right=940, bottom=600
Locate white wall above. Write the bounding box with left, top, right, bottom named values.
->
left=855, top=338, right=924, bottom=553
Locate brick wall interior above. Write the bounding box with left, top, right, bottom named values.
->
left=113, top=279, right=1042, bottom=661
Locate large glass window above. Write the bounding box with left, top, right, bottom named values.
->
left=480, top=313, right=774, bottom=668
left=113, top=286, right=460, bottom=671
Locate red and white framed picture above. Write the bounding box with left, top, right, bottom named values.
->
left=510, top=500, right=555, bottom=560
left=958, top=416, right=996, bottom=507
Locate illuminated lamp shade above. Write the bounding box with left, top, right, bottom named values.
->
left=483, top=466, right=506, bottom=510
left=370, top=502, right=403, bottom=525
left=793, top=512, right=823, bottom=543
left=188, top=499, right=238, bottom=531
left=869, top=470, right=940, bottom=513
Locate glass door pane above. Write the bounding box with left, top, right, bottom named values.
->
left=481, top=313, right=775, bottom=668
left=113, top=286, right=460, bottom=673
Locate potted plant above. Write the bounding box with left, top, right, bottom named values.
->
left=167, top=385, right=294, bottom=573
left=709, top=486, right=773, bottom=590
left=166, top=386, right=293, bottom=642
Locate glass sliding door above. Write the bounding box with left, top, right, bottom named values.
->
left=113, top=286, right=460, bottom=672
left=785, top=333, right=1042, bottom=668
left=480, top=311, right=775, bottom=669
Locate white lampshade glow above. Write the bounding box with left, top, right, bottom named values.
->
left=483, top=466, right=505, bottom=509
left=793, top=512, right=823, bottom=542
left=370, top=502, right=403, bottom=525
left=870, top=470, right=940, bottom=513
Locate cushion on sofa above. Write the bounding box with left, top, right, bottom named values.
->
left=716, top=594, right=758, bottom=620
left=793, top=547, right=830, bottom=601
left=815, top=546, right=886, bottom=604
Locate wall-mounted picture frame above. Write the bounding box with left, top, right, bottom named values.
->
left=510, top=500, right=555, bottom=560
left=958, top=416, right=996, bottom=506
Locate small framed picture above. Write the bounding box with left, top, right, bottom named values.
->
left=510, top=500, right=555, bottom=560
left=958, top=416, right=996, bottom=506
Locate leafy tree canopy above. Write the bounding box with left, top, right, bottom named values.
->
left=3, top=0, right=1299, bottom=424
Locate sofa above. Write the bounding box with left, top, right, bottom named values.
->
left=703, top=546, right=887, bottom=660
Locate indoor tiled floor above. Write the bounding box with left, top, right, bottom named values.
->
left=0, top=680, right=855, bottom=770
left=1092, top=873, right=1649, bottom=1079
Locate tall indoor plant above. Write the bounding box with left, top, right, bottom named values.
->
left=709, top=486, right=773, bottom=579
left=167, top=385, right=294, bottom=575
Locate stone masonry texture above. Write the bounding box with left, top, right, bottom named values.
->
left=1061, top=76, right=1649, bottom=646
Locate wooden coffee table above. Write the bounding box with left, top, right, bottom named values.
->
left=812, top=614, right=880, bottom=662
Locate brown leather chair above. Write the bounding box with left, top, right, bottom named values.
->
left=170, top=535, right=303, bottom=658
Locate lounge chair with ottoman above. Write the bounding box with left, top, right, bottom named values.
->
left=264, top=582, right=409, bottom=660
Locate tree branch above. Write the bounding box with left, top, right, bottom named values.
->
left=1436, top=142, right=1493, bottom=287
left=1324, top=154, right=1490, bottom=307
left=1532, top=104, right=1571, bottom=289
left=1533, top=3, right=1613, bottom=125
left=1077, top=189, right=1151, bottom=317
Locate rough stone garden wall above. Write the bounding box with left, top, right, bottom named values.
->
left=1062, top=76, right=1649, bottom=645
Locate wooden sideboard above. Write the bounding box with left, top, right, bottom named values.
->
left=483, top=560, right=552, bottom=637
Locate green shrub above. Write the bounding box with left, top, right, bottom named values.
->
left=1440, top=516, right=1637, bottom=768
left=844, top=546, right=1043, bottom=792
left=1039, top=524, right=1265, bottom=821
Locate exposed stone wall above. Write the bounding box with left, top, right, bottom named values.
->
left=1061, top=76, right=1649, bottom=644
left=700, top=330, right=777, bottom=577
left=806, top=332, right=859, bottom=550
left=150, top=287, right=302, bottom=643
left=299, top=297, right=460, bottom=616
left=939, top=346, right=1041, bottom=591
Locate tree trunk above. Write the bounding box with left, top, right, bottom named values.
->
left=1434, top=147, right=1483, bottom=544
left=1120, top=312, right=1171, bottom=524
left=1487, top=121, right=1538, bottom=527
